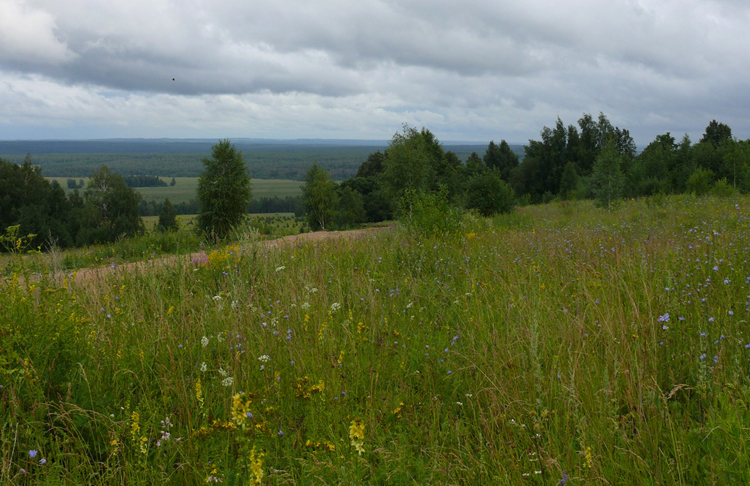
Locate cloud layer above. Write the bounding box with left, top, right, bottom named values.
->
left=1, top=0, right=749, bottom=145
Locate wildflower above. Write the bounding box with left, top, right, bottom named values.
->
left=249, top=446, right=264, bottom=485
left=28, top=450, right=37, bottom=459
left=258, top=355, right=270, bottom=363
left=222, top=377, right=234, bottom=387
left=39, top=458, right=47, bottom=466
left=278, top=430, right=284, bottom=437
left=330, top=302, right=341, bottom=313
left=275, top=266, right=286, bottom=272
left=657, top=313, right=669, bottom=323
left=130, top=412, right=140, bottom=442
left=584, top=446, right=593, bottom=468
left=195, top=379, right=204, bottom=409
left=560, top=471, right=568, bottom=485
left=200, top=362, right=207, bottom=373
left=349, top=418, right=365, bottom=455
left=201, top=336, right=209, bottom=347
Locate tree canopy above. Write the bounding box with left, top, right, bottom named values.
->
left=197, top=139, right=252, bottom=239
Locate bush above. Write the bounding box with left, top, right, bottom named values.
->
left=686, top=168, right=714, bottom=196
left=465, top=168, right=515, bottom=217
left=400, top=187, right=462, bottom=237
left=710, top=178, right=737, bottom=197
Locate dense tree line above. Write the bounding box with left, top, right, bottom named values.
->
left=122, top=174, right=168, bottom=187
left=0, top=158, right=144, bottom=250
left=138, top=196, right=303, bottom=217
left=302, top=116, right=749, bottom=230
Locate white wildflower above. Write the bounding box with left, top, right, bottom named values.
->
left=200, top=362, right=207, bottom=373
left=222, top=377, right=234, bottom=387
left=201, top=336, right=209, bottom=347
left=258, top=354, right=270, bottom=363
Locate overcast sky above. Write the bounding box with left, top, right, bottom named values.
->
left=1, top=0, right=749, bottom=146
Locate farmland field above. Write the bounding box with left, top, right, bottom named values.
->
left=2, top=196, right=750, bottom=484
left=46, top=177, right=303, bottom=205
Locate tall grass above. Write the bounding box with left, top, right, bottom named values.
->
left=2, top=195, right=750, bottom=484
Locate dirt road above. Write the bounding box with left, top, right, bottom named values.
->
left=54, top=226, right=393, bottom=286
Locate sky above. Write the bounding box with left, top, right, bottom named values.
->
left=1, top=0, right=749, bottom=146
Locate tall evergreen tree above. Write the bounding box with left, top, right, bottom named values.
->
left=196, top=139, right=252, bottom=239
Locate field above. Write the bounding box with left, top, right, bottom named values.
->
left=2, top=196, right=750, bottom=484
left=46, top=178, right=303, bottom=205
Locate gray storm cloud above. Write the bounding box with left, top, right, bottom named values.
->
left=0, top=0, right=749, bottom=143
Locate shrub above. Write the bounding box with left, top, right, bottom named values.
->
left=400, top=187, right=462, bottom=237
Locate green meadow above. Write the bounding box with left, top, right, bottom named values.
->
left=46, top=178, right=303, bottom=205
left=2, top=196, right=750, bottom=484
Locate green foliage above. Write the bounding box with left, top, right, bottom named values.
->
left=483, top=140, right=519, bottom=180
left=381, top=125, right=441, bottom=204
left=700, top=119, right=733, bottom=148
left=157, top=198, right=178, bottom=232
left=334, top=186, right=366, bottom=229
left=558, top=162, right=580, bottom=200
left=465, top=168, right=515, bottom=216
left=197, top=140, right=252, bottom=239
left=355, top=151, right=386, bottom=178
left=710, top=178, right=736, bottom=197
left=78, top=165, right=145, bottom=245
left=686, top=168, right=715, bottom=196
left=591, top=141, right=624, bottom=211
left=302, top=163, right=338, bottom=230
left=400, top=187, right=462, bottom=237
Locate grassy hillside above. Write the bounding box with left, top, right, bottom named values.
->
left=2, top=196, right=749, bottom=484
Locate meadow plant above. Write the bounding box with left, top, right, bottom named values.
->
left=2, top=196, right=750, bottom=484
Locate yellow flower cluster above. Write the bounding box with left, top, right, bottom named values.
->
left=130, top=411, right=140, bottom=442
left=349, top=419, right=365, bottom=455
left=195, top=379, right=204, bottom=409
left=231, top=393, right=252, bottom=427
left=249, top=446, right=264, bottom=485
left=305, top=439, right=336, bottom=452
left=295, top=377, right=325, bottom=399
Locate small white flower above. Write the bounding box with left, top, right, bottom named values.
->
left=330, top=302, right=341, bottom=313
left=231, top=300, right=238, bottom=309
left=275, top=266, right=286, bottom=272
left=217, top=332, right=224, bottom=343
left=258, top=354, right=271, bottom=363
left=201, top=336, right=209, bottom=347
left=218, top=367, right=228, bottom=377
left=301, top=302, right=311, bottom=310
left=222, top=377, right=234, bottom=387
left=200, top=362, right=207, bottom=372
left=212, top=295, right=222, bottom=301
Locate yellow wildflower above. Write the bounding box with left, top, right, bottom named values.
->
left=195, top=379, right=204, bottom=409
left=349, top=418, right=365, bottom=455
left=249, top=446, right=264, bottom=485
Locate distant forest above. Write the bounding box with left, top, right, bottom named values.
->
left=0, top=141, right=514, bottom=180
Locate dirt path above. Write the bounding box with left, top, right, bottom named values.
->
left=53, top=226, right=393, bottom=286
